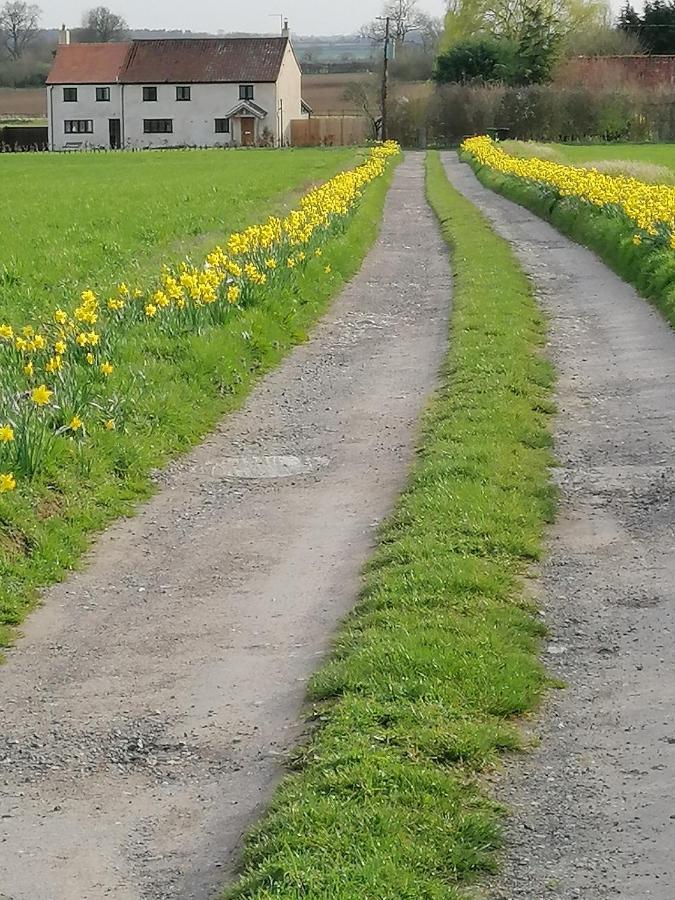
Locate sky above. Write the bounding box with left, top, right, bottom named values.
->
left=40, top=0, right=449, bottom=34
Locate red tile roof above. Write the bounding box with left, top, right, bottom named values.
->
left=46, top=42, right=132, bottom=84
left=121, top=37, right=289, bottom=84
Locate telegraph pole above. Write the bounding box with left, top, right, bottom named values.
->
left=380, top=16, right=391, bottom=142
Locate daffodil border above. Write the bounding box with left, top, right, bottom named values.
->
left=461, top=136, right=675, bottom=252
left=0, top=142, right=400, bottom=496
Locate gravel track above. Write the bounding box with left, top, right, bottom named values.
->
left=442, top=152, right=675, bottom=899
left=0, top=155, right=451, bottom=900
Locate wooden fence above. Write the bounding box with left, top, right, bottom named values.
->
left=291, top=116, right=369, bottom=147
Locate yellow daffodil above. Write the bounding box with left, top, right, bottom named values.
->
left=69, top=415, right=83, bottom=432
left=0, top=324, right=13, bottom=340
left=23, top=361, right=34, bottom=377
left=104, top=418, right=116, bottom=431
left=100, top=362, right=114, bottom=376
left=145, top=303, right=157, bottom=318
left=0, top=473, right=16, bottom=494
left=54, top=309, right=68, bottom=325
left=0, top=425, right=14, bottom=443
left=86, top=352, right=95, bottom=365
left=31, top=384, right=53, bottom=407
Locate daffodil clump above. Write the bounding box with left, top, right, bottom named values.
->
left=0, top=142, right=400, bottom=495
left=462, top=136, right=675, bottom=252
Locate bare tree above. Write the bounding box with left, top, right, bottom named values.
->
left=0, top=1, right=41, bottom=60
left=362, top=0, right=426, bottom=44
left=82, top=6, right=129, bottom=42
left=343, top=80, right=382, bottom=140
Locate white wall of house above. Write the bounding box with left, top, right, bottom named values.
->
left=48, top=79, right=295, bottom=150
left=275, top=43, right=304, bottom=146
left=121, top=82, right=277, bottom=148
left=48, top=83, right=123, bottom=150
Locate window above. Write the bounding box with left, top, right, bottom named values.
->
left=143, top=86, right=158, bottom=102
left=64, top=120, right=93, bottom=134
left=63, top=87, right=78, bottom=102
left=215, top=118, right=230, bottom=134
left=143, top=119, right=173, bottom=134
left=239, top=84, right=254, bottom=101
left=95, top=86, right=110, bottom=102
left=176, top=85, right=191, bottom=101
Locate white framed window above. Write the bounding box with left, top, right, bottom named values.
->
left=239, top=84, right=254, bottom=101
left=96, top=87, right=111, bottom=102
left=215, top=118, right=230, bottom=133
left=63, top=87, right=78, bottom=102
left=143, top=119, right=173, bottom=134
left=143, top=86, right=158, bottom=102
left=176, top=86, right=191, bottom=101
left=64, top=120, right=93, bottom=134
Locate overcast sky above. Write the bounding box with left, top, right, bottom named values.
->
left=41, top=0, right=449, bottom=34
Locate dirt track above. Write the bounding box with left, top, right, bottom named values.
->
left=0, top=155, right=451, bottom=899
left=443, top=152, right=675, bottom=899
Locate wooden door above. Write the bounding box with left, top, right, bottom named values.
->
left=240, top=117, right=255, bottom=147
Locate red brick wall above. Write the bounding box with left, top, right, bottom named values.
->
left=557, top=55, right=675, bottom=88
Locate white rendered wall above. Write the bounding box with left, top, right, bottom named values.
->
left=48, top=83, right=122, bottom=150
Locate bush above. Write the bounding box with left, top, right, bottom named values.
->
left=388, top=82, right=675, bottom=146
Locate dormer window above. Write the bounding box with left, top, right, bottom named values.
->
left=239, top=84, right=254, bottom=101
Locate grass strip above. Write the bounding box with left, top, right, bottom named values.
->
left=224, top=151, right=556, bottom=899
left=463, top=153, right=675, bottom=324
left=0, top=159, right=396, bottom=650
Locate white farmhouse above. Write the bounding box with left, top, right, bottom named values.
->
left=46, top=32, right=307, bottom=151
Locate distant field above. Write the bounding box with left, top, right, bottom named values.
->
left=0, top=87, right=45, bottom=118
left=554, top=143, right=675, bottom=171
left=303, top=74, right=432, bottom=115
left=0, top=147, right=358, bottom=321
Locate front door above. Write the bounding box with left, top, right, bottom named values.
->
left=109, top=119, right=121, bottom=150
left=240, top=117, right=255, bottom=147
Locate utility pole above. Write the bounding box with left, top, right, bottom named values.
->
left=380, top=16, right=391, bottom=142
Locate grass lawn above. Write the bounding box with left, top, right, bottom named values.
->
left=0, top=149, right=392, bottom=649
left=0, top=148, right=358, bottom=321
left=224, top=151, right=555, bottom=899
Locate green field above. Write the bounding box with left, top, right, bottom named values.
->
left=553, top=143, right=675, bottom=170
left=0, top=148, right=357, bottom=321
left=0, top=148, right=394, bottom=649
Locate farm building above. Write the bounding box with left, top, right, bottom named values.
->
left=46, top=30, right=307, bottom=151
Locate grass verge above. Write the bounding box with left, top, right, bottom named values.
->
left=224, top=151, right=556, bottom=899
left=464, top=154, right=675, bottom=324
left=0, top=157, right=396, bottom=650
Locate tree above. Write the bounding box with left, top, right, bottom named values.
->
left=514, top=2, right=560, bottom=83
left=616, top=0, right=674, bottom=53
left=617, top=0, right=643, bottom=35
left=82, top=6, right=128, bottom=42
left=434, top=37, right=512, bottom=82
left=641, top=0, right=675, bottom=53
left=362, top=0, right=426, bottom=44
left=343, top=80, right=382, bottom=139
left=442, top=0, right=608, bottom=47
left=0, top=1, right=40, bottom=60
